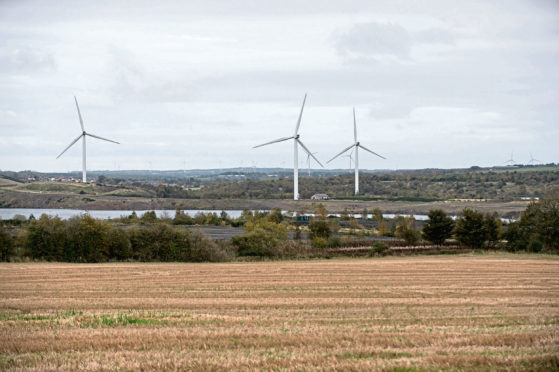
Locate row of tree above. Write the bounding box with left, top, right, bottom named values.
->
left=2, top=215, right=232, bottom=263
left=1, top=194, right=557, bottom=261
left=132, top=169, right=559, bottom=200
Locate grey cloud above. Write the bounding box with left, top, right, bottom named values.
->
left=0, top=47, right=55, bottom=73
left=335, top=22, right=412, bottom=60
left=413, top=28, right=455, bottom=45
left=334, top=22, right=459, bottom=63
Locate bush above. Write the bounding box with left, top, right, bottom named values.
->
left=205, top=213, right=221, bottom=226
left=528, top=240, right=543, bottom=253
left=232, top=229, right=279, bottom=257
left=188, top=229, right=232, bottom=262
left=268, top=208, right=284, bottom=224
left=26, top=214, right=67, bottom=261
left=423, top=209, right=454, bottom=245
left=276, top=240, right=311, bottom=258
left=394, top=217, right=421, bottom=246
left=454, top=209, right=487, bottom=249
left=128, top=225, right=157, bottom=261
left=0, top=226, right=15, bottom=261
left=370, top=242, right=388, bottom=256
left=309, top=219, right=331, bottom=240
left=503, top=221, right=527, bottom=251
left=484, top=212, right=502, bottom=248
left=508, top=195, right=559, bottom=250
left=150, top=223, right=177, bottom=261
left=312, top=236, right=328, bottom=249
left=141, top=211, right=157, bottom=224
left=328, top=236, right=342, bottom=248
left=74, top=215, right=111, bottom=262
left=173, top=209, right=193, bottom=225
left=108, top=227, right=132, bottom=260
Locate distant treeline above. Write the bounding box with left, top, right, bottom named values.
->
left=1, top=193, right=558, bottom=262
left=136, top=169, right=559, bottom=200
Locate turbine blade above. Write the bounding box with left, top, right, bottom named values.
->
left=56, top=134, right=83, bottom=159
left=86, top=133, right=120, bottom=144
left=294, top=93, right=307, bottom=136
left=297, top=139, right=323, bottom=168
left=74, top=96, right=84, bottom=132
left=326, top=143, right=355, bottom=164
left=353, top=107, right=357, bottom=143
left=253, top=136, right=293, bottom=148
left=359, top=144, right=386, bottom=159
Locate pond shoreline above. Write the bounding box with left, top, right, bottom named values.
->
left=0, top=188, right=529, bottom=217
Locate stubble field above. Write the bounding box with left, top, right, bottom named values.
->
left=0, top=255, right=558, bottom=371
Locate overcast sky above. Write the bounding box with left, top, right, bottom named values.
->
left=1, top=0, right=558, bottom=172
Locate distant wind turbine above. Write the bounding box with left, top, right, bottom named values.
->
left=504, top=151, right=515, bottom=165
left=327, top=107, right=385, bottom=195
left=343, top=149, right=354, bottom=171
left=306, top=152, right=318, bottom=176
left=56, top=96, right=120, bottom=183
left=529, top=153, right=541, bottom=165
left=254, top=94, right=323, bottom=200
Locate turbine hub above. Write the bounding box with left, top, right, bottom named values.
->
left=83, top=131, right=87, bottom=135
left=356, top=141, right=360, bottom=146
left=295, top=134, right=300, bottom=139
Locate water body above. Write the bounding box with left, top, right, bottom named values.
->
left=0, top=208, right=433, bottom=221
left=0, top=208, right=246, bottom=220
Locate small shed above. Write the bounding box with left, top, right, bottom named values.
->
left=311, top=193, right=330, bottom=200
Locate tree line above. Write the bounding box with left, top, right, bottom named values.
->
left=131, top=169, right=559, bottom=201
left=0, top=193, right=557, bottom=262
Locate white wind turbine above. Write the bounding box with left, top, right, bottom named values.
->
left=327, top=107, right=385, bottom=195
left=343, top=149, right=354, bottom=171
left=528, top=153, right=541, bottom=165
left=504, top=151, right=515, bottom=165
left=254, top=94, right=323, bottom=200
left=56, top=96, right=120, bottom=183
left=307, top=152, right=318, bottom=176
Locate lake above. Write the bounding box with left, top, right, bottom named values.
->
left=0, top=208, right=432, bottom=221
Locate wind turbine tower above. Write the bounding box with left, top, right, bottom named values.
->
left=56, top=96, right=120, bottom=183
left=504, top=152, right=515, bottom=165
left=327, top=108, right=385, bottom=195
left=254, top=94, right=323, bottom=200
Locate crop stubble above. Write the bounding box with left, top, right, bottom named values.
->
left=0, top=255, right=558, bottom=371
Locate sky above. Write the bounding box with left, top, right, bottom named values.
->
left=1, top=0, right=558, bottom=172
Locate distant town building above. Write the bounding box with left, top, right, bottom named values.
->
left=311, top=193, right=329, bottom=200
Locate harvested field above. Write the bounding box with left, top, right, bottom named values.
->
left=0, top=254, right=558, bottom=371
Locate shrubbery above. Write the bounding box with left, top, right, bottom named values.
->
left=394, top=217, right=421, bottom=246
left=0, top=226, right=14, bottom=261
left=232, top=212, right=288, bottom=257
left=21, top=214, right=230, bottom=263
left=454, top=209, right=502, bottom=249
left=423, top=209, right=454, bottom=245
left=504, top=194, right=559, bottom=251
